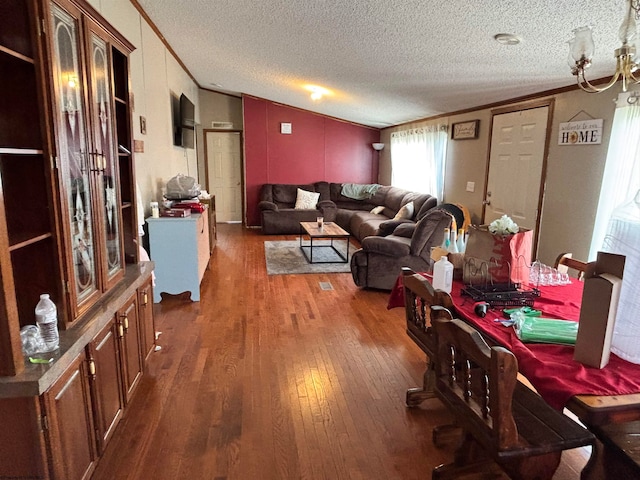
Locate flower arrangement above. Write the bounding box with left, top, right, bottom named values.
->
left=488, top=214, right=519, bottom=235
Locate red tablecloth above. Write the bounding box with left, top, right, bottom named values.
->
left=389, top=275, right=640, bottom=410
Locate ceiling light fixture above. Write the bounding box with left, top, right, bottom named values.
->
left=304, top=85, right=331, bottom=102
left=494, top=33, right=521, bottom=46
left=372, top=143, right=385, bottom=151
left=568, top=0, right=640, bottom=93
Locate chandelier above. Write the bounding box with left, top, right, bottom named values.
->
left=568, top=0, right=640, bottom=92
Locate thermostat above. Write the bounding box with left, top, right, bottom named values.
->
left=280, top=122, right=292, bottom=134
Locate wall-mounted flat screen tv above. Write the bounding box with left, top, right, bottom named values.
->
left=171, top=93, right=196, bottom=149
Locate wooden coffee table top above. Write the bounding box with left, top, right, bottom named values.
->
left=300, top=222, right=349, bottom=238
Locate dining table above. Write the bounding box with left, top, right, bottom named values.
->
left=388, top=274, right=640, bottom=426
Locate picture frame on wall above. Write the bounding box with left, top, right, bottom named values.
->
left=451, top=120, right=479, bottom=140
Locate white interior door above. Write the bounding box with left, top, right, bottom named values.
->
left=205, top=131, right=242, bottom=223
left=484, top=106, right=549, bottom=240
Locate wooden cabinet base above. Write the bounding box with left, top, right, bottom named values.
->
left=0, top=264, right=154, bottom=480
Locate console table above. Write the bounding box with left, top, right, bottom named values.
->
left=147, top=212, right=210, bottom=302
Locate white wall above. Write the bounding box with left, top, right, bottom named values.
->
left=86, top=0, right=199, bottom=220
left=380, top=85, right=625, bottom=266
left=195, top=90, right=243, bottom=185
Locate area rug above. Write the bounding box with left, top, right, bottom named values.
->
left=264, top=240, right=354, bottom=275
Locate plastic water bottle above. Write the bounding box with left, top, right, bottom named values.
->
left=432, top=256, right=454, bottom=294
left=447, top=229, right=459, bottom=253
left=602, top=192, right=640, bottom=363
left=440, top=228, right=450, bottom=250
left=456, top=228, right=466, bottom=253
left=35, top=294, right=59, bottom=352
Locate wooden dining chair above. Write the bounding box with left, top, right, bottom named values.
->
left=554, top=252, right=588, bottom=280
left=431, top=317, right=595, bottom=480
left=402, top=267, right=455, bottom=407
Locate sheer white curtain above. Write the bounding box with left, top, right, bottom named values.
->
left=589, top=93, right=640, bottom=260
left=390, top=125, right=448, bottom=200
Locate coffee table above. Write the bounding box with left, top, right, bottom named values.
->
left=299, top=221, right=350, bottom=264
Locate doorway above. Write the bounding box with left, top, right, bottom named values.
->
left=483, top=100, right=554, bottom=257
left=204, top=130, right=243, bottom=223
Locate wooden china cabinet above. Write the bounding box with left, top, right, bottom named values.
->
left=0, top=1, right=156, bottom=478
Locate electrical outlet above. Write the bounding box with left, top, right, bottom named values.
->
left=466, top=181, right=475, bottom=192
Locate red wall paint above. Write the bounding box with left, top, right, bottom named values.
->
left=243, top=95, right=380, bottom=226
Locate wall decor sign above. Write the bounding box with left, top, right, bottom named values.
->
left=558, top=119, right=603, bottom=145
left=451, top=120, right=479, bottom=140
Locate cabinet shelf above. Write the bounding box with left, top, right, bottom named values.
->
left=8, top=232, right=53, bottom=252
left=0, top=148, right=43, bottom=155
left=0, top=45, right=34, bottom=64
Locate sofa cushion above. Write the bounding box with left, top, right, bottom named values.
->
left=273, top=184, right=315, bottom=206
left=416, top=196, right=438, bottom=221
left=295, top=188, right=320, bottom=209
left=403, top=192, right=435, bottom=219
left=329, top=183, right=389, bottom=211
left=313, top=181, right=331, bottom=200
left=384, top=187, right=409, bottom=213
left=350, top=211, right=388, bottom=240
left=261, top=208, right=322, bottom=234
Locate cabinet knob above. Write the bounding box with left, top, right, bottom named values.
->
left=143, top=292, right=148, bottom=305
left=122, top=315, right=129, bottom=332
left=117, top=323, right=124, bottom=338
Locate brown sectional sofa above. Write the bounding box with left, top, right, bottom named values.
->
left=258, top=181, right=437, bottom=241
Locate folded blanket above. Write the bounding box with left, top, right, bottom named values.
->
left=341, top=183, right=381, bottom=200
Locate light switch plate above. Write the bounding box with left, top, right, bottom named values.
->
left=466, top=181, right=475, bottom=192
left=280, top=122, right=292, bottom=134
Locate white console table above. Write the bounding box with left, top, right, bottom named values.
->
left=146, top=211, right=210, bottom=302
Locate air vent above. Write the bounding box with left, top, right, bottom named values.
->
left=319, top=282, right=333, bottom=291
left=211, top=121, right=233, bottom=129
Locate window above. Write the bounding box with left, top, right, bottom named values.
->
left=390, top=125, right=448, bottom=200
left=589, top=94, right=640, bottom=260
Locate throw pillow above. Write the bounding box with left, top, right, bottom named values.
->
left=393, top=201, right=414, bottom=221
left=294, top=188, right=320, bottom=209
left=370, top=205, right=385, bottom=214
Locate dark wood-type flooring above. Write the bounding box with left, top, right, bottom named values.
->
left=92, top=224, right=590, bottom=479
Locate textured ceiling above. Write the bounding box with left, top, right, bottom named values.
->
left=136, top=0, right=631, bottom=128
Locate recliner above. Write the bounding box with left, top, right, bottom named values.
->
left=350, top=209, right=452, bottom=290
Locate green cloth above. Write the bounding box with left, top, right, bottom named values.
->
left=340, top=183, right=381, bottom=200
left=514, top=315, right=578, bottom=346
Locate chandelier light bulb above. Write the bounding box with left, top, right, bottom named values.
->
left=619, top=1, right=638, bottom=44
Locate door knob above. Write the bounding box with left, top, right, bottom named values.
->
left=483, top=200, right=491, bottom=205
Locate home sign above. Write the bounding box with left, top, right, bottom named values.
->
left=558, top=119, right=603, bottom=145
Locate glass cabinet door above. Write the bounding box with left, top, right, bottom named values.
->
left=50, top=3, right=98, bottom=307
left=88, top=31, right=124, bottom=284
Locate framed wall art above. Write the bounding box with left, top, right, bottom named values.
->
left=451, top=120, right=479, bottom=140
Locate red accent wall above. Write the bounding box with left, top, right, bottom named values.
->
left=244, top=95, right=381, bottom=226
